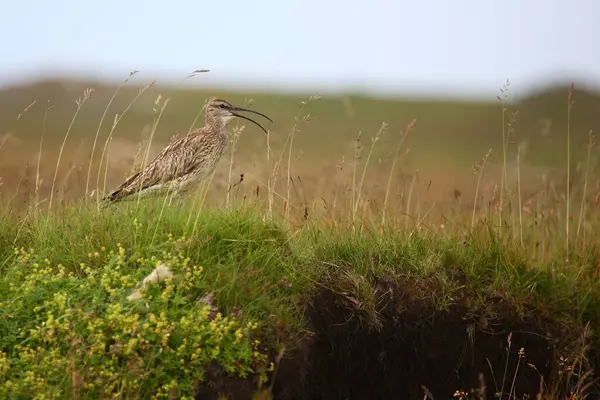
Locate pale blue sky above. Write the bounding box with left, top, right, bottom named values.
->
left=1, top=0, right=598, bottom=98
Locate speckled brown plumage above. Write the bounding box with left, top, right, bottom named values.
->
left=104, top=98, right=272, bottom=204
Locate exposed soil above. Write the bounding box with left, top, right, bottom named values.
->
left=197, top=268, right=596, bottom=400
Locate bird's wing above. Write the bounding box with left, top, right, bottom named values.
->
left=106, top=131, right=206, bottom=201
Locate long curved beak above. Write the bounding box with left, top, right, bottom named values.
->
left=230, top=106, right=273, bottom=134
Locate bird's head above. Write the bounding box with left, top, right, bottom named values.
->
left=204, top=98, right=273, bottom=134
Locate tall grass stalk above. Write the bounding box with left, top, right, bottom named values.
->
left=330, top=157, right=345, bottom=220
left=135, top=95, right=170, bottom=206
left=497, top=79, right=510, bottom=241
left=226, top=98, right=252, bottom=208
left=267, top=97, right=314, bottom=220
left=285, top=97, right=318, bottom=220
left=405, top=171, right=416, bottom=230
left=382, top=119, right=415, bottom=226
left=351, top=131, right=363, bottom=223
left=566, top=83, right=574, bottom=260
left=184, top=175, right=215, bottom=233
left=265, top=126, right=273, bottom=217
left=190, top=171, right=218, bottom=237
left=508, top=348, right=524, bottom=399
left=576, top=131, right=595, bottom=248
left=34, top=101, right=53, bottom=206
left=353, top=122, right=387, bottom=222
left=0, top=134, right=10, bottom=153
left=49, top=88, right=94, bottom=209
left=16, top=100, right=37, bottom=122
left=85, top=71, right=137, bottom=200
left=96, top=80, right=155, bottom=205
left=516, top=146, right=523, bottom=246
left=499, top=332, right=513, bottom=398
left=471, top=149, right=492, bottom=232
left=226, top=125, right=243, bottom=207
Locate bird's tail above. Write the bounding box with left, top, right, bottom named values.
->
left=101, top=188, right=126, bottom=208
left=101, top=171, right=141, bottom=208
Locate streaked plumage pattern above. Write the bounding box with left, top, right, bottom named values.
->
left=104, top=98, right=272, bottom=204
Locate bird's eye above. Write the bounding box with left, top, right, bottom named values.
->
left=219, top=104, right=226, bottom=109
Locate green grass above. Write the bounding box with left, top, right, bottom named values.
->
left=0, top=204, right=295, bottom=399
left=0, top=199, right=599, bottom=399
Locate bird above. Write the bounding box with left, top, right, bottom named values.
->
left=103, top=98, right=273, bottom=205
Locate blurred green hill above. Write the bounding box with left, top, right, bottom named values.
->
left=0, top=78, right=598, bottom=169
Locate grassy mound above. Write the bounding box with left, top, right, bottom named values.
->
left=0, top=202, right=599, bottom=399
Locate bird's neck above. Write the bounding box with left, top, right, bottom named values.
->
left=199, top=115, right=229, bottom=136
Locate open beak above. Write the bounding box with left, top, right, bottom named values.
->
left=230, top=106, right=273, bottom=134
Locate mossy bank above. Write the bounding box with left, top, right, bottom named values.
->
left=1, top=203, right=599, bottom=399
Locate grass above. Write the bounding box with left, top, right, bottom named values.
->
left=0, top=76, right=600, bottom=399
left=1, top=202, right=598, bottom=399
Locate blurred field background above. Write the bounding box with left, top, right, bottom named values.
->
left=1, top=77, right=599, bottom=226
